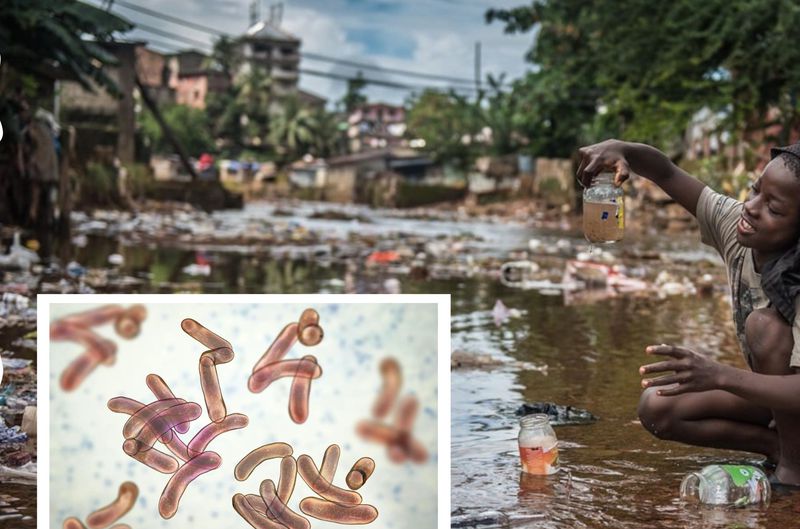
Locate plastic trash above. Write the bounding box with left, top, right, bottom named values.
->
left=680, top=464, right=770, bottom=507
left=66, top=261, right=86, bottom=278
left=366, top=250, right=401, bottom=264
left=500, top=261, right=540, bottom=288
left=492, top=299, right=520, bottom=326
left=0, top=233, right=40, bottom=270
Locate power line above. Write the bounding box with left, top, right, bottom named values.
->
left=132, top=23, right=213, bottom=50
left=299, top=67, right=476, bottom=94
left=119, top=14, right=481, bottom=93
left=104, top=0, right=498, bottom=87
left=132, top=36, right=475, bottom=94
left=301, top=52, right=477, bottom=88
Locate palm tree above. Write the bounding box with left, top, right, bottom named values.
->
left=269, top=96, right=317, bottom=166
left=235, top=67, right=273, bottom=148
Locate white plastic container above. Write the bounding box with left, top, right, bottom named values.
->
left=680, top=464, right=770, bottom=507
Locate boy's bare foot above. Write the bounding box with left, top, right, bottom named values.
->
left=772, top=465, right=800, bottom=487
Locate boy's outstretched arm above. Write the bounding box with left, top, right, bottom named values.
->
left=577, top=140, right=707, bottom=217
left=640, top=344, right=800, bottom=412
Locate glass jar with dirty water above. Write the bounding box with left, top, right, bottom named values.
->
left=680, top=464, right=770, bottom=507
left=583, top=172, right=624, bottom=244
left=518, top=414, right=559, bottom=475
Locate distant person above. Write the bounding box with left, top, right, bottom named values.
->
left=577, top=139, right=800, bottom=487
left=23, top=109, right=59, bottom=264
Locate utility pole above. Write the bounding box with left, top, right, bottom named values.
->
left=249, top=0, right=258, bottom=26
left=474, top=41, right=482, bottom=96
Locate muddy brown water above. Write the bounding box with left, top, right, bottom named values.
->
left=52, top=202, right=800, bottom=528
left=449, top=284, right=800, bottom=528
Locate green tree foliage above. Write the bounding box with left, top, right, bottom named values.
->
left=0, top=0, right=133, bottom=93
left=405, top=89, right=481, bottom=171
left=339, top=71, right=368, bottom=113
left=269, top=96, right=344, bottom=166
left=308, top=108, right=343, bottom=159
left=139, top=104, right=214, bottom=156
left=487, top=0, right=800, bottom=157
left=269, top=96, right=315, bottom=164
left=236, top=67, right=274, bottom=148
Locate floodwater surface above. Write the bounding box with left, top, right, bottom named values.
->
left=57, top=200, right=800, bottom=528
left=450, top=283, right=800, bottom=528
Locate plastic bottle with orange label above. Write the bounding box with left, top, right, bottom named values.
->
left=518, top=414, right=559, bottom=475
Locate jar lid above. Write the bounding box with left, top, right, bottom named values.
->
left=590, top=172, right=615, bottom=185
left=520, top=413, right=550, bottom=427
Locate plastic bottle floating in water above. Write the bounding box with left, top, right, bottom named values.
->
left=680, top=464, right=770, bottom=507
left=583, top=172, right=624, bottom=244
left=518, top=414, right=559, bottom=475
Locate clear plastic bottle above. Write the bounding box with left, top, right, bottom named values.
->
left=583, top=172, right=624, bottom=244
left=679, top=464, right=771, bottom=507
left=518, top=414, right=559, bottom=475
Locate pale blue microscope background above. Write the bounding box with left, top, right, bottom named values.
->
left=49, top=301, right=438, bottom=529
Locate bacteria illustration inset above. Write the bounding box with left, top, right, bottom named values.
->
left=50, top=302, right=438, bottom=528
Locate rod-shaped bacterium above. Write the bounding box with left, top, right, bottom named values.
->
left=114, top=305, right=147, bottom=339
left=248, top=358, right=322, bottom=393
left=159, top=451, right=221, bottom=519
left=187, top=413, right=249, bottom=455
left=232, top=493, right=286, bottom=529
left=63, top=517, right=87, bottom=529
left=297, top=309, right=323, bottom=347
left=296, top=454, right=362, bottom=506
left=288, top=355, right=317, bottom=424
left=277, top=455, right=298, bottom=505
left=145, top=374, right=190, bottom=434
left=122, top=439, right=179, bottom=474
left=319, top=444, right=340, bottom=483
left=253, top=323, right=299, bottom=372
left=346, top=458, right=376, bottom=490
left=132, top=402, right=202, bottom=451
left=199, top=352, right=227, bottom=422
left=85, top=481, right=138, bottom=529
left=181, top=318, right=232, bottom=351
left=260, top=479, right=310, bottom=529
left=372, top=358, right=401, bottom=419
left=299, top=497, right=379, bottom=525
left=235, top=442, right=294, bottom=481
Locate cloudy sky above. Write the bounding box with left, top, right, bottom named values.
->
left=97, top=0, right=536, bottom=107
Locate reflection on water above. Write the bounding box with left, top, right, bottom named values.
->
left=450, top=282, right=799, bottom=528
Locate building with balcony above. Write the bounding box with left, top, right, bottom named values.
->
left=235, top=20, right=301, bottom=98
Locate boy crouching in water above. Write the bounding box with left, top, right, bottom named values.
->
left=578, top=140, right=800, bottom=487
